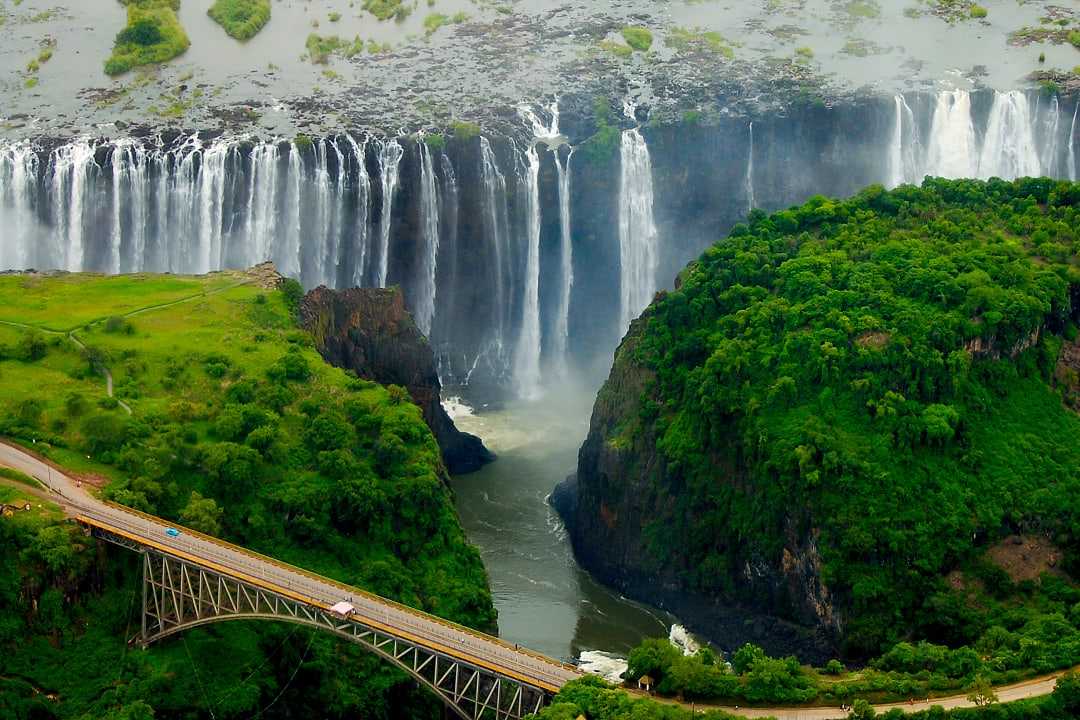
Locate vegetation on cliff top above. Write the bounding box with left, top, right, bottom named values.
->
left=534, top=672, right=1080, bottom=720
left=615, top=177, right=1080, bottom=661
left=0, top=270, right=494, bottom=719
left=208, top=0, right=271, bottom=41
left=105, top=0, right=190, bottom=76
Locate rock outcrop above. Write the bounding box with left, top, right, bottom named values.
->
left=299, top=285, right=494, bottom=475
left=552, top=313, right=838, bottom=663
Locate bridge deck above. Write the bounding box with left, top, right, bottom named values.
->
left=0, top=440, right=580, bottom=694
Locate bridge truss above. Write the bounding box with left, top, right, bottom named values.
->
left=89, top=525, right=552, bottom=720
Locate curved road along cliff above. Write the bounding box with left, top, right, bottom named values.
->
left=0, top=439, right=1072, bottom=719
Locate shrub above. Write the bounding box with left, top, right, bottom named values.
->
left=621, top=26, right=653, bottom=52
left=208, top=0, right=270, bottom=40
left=970, top=5, right=987, bottom=19
left=81, top=413, right=129, bottom=454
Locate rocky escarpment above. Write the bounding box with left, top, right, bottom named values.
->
left=551, top=313, right=839, bottom=664
left=300, top=285, right=494, bottom=475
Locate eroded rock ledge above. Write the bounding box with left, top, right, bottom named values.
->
left=299, top=285, right=494, bottom=475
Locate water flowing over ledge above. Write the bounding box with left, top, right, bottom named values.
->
left=0, top=89, right=1076, bottom=398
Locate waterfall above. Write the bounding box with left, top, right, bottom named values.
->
left=551, top=146, right=574, bottom=378
left=1039, top=96, right=1060, bottom=178
left=618, top=129, right=659, bottom=335
left=344, top=134, right=372, bottom=286
left=0, top=142, right=37, bottom=270
left=51, top=139, right=98, bottom=271
left=1069, top=103, right=1078, bottom=182
left=888, top=95, right=918, bottom=188
left=376, top=139, right=404, bottom=288
left=437, top=152, right=459, bottom=353
left=415, top=141, right=441, bottom=337
left=246, top=142, right=280, bottom=268
left=480, top=136, right=510, bottom=352
left=311, top=140, right=333, bottom=286
left=512, top=144, right=543, bottom=398
left=282, top=143, right=303, bottom=279
left=745, top=122, right=755, bottom=211
left=924, top=89, right=977, bottom=179
left=978, top=90, right=1039, bottom=180
left=328, top=139, right=347, bottom=288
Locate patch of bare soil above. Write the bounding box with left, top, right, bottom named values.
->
left=986, top=535, right=1067, bottom=583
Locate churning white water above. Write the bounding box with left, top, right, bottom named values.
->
left=618, top=129, right=659, bottom=335
left=578, top=651, right=629, bottom=684
left=377, top=138, right=404, bottom=288
left=512, top=144, right=543, bottom=398
left=344, top=135, right=372, bottom=287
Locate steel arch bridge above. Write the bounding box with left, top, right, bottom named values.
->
left=82, top=516, right=578, bottom=720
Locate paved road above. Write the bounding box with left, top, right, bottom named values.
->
left=0, top=439, right=1072, bottom=717
left=0, top=439, right=581, bottom=693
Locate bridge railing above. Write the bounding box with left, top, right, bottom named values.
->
left=95, top=499, right=582, bottom=678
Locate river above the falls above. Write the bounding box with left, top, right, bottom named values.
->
left=448, top=380, right=683, bottom=674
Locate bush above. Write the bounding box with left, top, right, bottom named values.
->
left=81, top=413, right=129, bottom=454
left=115, top=18, right=164, bottom=46
left=621, top=26, right=653, bottom=52
left=18, top=332, right=47, bottom=362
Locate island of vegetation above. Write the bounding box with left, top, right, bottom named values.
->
left=0, top=266, right=494, bottom=719
left=105, top=0, right=190, bottom=76
left=557, top=177, right=1080, bottom=704
left=208, top=0, right=271, bottom=41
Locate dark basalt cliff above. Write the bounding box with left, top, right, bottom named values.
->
left=300, top=285, right=494, bottom=475
left=552, top=313, right=838, bottom=664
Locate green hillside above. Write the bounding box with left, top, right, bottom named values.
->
left=0, top=268, right=494, bottom=719
left=590, top=177, right=1080, bottom=663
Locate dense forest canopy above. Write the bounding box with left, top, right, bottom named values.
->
left=625, top=177, right=1080, bottom=655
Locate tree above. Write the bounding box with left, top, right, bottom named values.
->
left=81, top=413, right=129, bottom=454
left=15, top=398, right=43, bottom=428
left=966, top=675, right=998, bottom=707
left=179, top=491, right=224, bottom=536
left=626, top=638, right=680, bottom=683
left=17, top=332, right=47, bottom=362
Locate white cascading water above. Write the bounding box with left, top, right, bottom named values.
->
left=520, top=97, right=575, bottom=378
left=344, top=134, right=372, bottom=286
left=480, top=136, right=510, bottom=353
left=51, top=138, right=97, bottom=271
left=246, top=142, right=280, bottom=268
left=1039, top=95, right=1060, bottom=179
left=281, top=143, right=303, bottom=279
left=376, top=138, right=404, bottom=288
left=328, top=139, right=347, bottom=288
left=745, top=121, right=755, bottom=211
left=196, top=142, right=227, bottom=275
left=552, top=146, right=574, bottom=379
left=0, top=142, right=37, bottom=271
left=888, top=94, right=918, bottom=188
left=513, top=144, right=543, bottom=398
left=924, top=89, right=978, bottom=179
left=978, top=90, right=1039, bottom=180
left=1069, top=103, right=1078, bottom=182
left=311, top=139, right=332, bottom=286
left=618, top=128, right=659, bottom=335
left=415, top=140, right=441, bottom=337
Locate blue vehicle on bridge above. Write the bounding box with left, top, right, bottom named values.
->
left=164, top=528, right=180, bottom=538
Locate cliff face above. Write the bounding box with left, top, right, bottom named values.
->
left=299, top=286, right=494, bottom=475
left=552, top=312, right=839, bottom=663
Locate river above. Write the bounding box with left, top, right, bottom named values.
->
left=448, top=378, right=687, bottom=679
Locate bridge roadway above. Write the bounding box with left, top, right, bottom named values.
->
left=0, top=440, right=582, bottom=696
